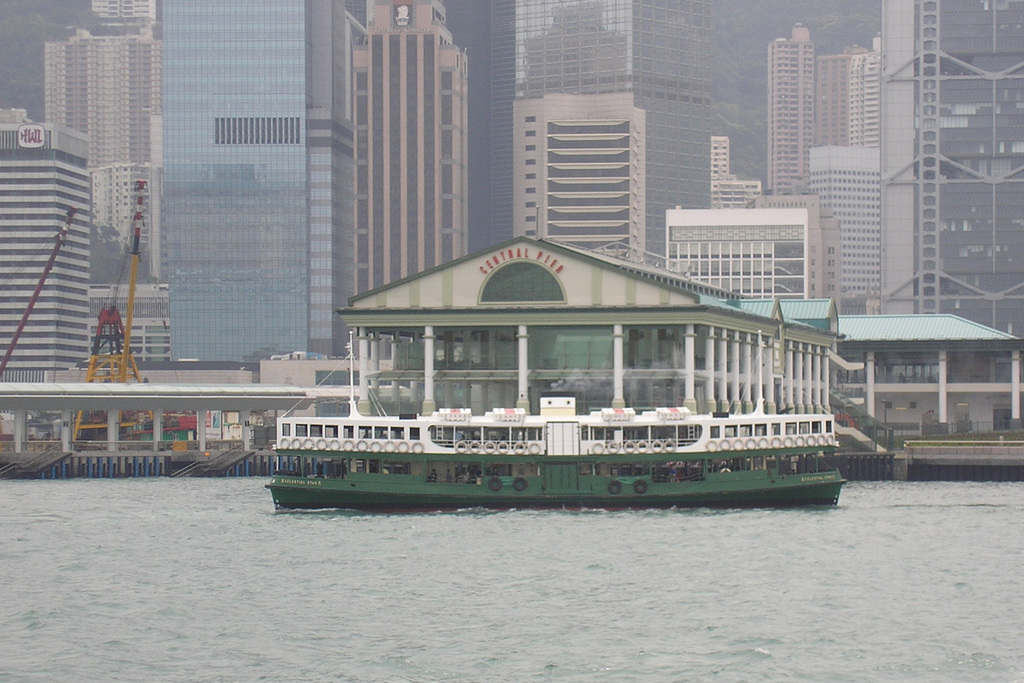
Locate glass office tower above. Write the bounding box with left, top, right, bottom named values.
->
left=882, top=0, right=1024, bottom=334
left=163, top=0, right=311, bottom=360
left=490, top=0, right=711, bottom=254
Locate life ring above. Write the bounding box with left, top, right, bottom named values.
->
left=411, top=442, right=425, bottom=454
left=513, top=441, right=527, bottom=455
left=456, top=441, right=470, bottom=454
left=652, top=440, right=665, bottom=453
left=488, top=476, right=502, bottom=492
left=470, top=441, right=482, bottom=454
left=745, top=438, right=757, bottom=450
left=328, top=439, right=341, bottom=450
left=633, top=479, right=649, bottom=494
left=370, top=441, right=382, bottom=453
left=637, top=440, right=650, bottom=453
left=783, top=436, right=795, bottom=448
left=383, top=441, right=396, bottom=453
left=591, top=442, right=605, bottom=455
left=291, top=438, right=303, bottom=449
left=302, top=439, right=315, bottom=449
left=771, top=436, right=782, bottom=448
left=397, top=441, right=410, bottom=454
left=796, top=436, right=806, bottom=447
left=733, top=439, right=746, bottom=450
left=707, top=441, right=718, bottom=453
left=512, top=477, right=528, bottom=492
left=528, top=443, right=542, bottom=455
left=624, top=441, right=638, bottom=454
left=719, top=439, right=730, bottom=451
left=758, top=437, right=769, bottom=449
left=606, top=442, right=621, bottom=453
left=607, top=480, right=622, bottom=495
left=356, top=440, right=369, bottom=452
left=484, top=441, right=497, bottom=454
left=497, top=442, right=510, bottom=454
left=316, top=439, right=328, bottom=449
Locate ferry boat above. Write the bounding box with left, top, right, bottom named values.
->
left=265, top=396, right=845, bottom=511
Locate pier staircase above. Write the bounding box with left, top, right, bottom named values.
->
left=172, top=446, right=254, bottom=477
left=0, top=449, right=71, bottom=479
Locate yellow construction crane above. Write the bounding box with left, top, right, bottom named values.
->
left=75, top=180, right=147, bottom=440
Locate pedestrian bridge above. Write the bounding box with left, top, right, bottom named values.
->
left=0, top=382, right=313, bottom=454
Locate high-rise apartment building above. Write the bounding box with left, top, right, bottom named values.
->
left=768, top=24, right=815, bottom=195
left=882, top=0, right=1024, bottom=333
left=44, top=26, right=161, bottom=169
left=710, top=135, right=761, bottom=209
left=162, top=0, right=360, bottom=360
left=490, top=0, right=711, bottom=255
left=809, top=146, right=880, bottom=314
left=848, top=38, right=881, bottom=148
left=512, top=93, right=645, bottom=253
left=0, top=119, right=91, bottom=381
left=353, top=0, right=469, bottom=292
left=815, top=48, right=860, bottom=147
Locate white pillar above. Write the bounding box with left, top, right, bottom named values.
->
left=107, top=410, right=119, bottom=452
left=241, top=409, right=251, bottom=450
left=729, top=332, right=740, bottom=413
left=358, top=328, right=371, bottom=414
left=704, top=326, right=716, bottom=413
left=153, top=408, right=163, bottom=452
left=369, top=333, right=380, bottom=397
left=1012, top=350, right=1021, bottom=423
left=61, top=409, right=72, bottom=452
left=764, top=338, right=777, bottom=414
left=785, top=342, right=795, bottom=412
left=804, top=346, right=813, bottom=413
left=684, top=324, right=697, bottom=411
left=197, top=409, right=208, bottom=454
left=741, top=334, right=752, bottom=413
left=422, top=326, right=436, bottom=413
left=517, top=325, right=529, bottom=410
left=866, top=351, right=876, bottom=418
left=938, top=349, right=948, bottom=424
left=612, top=324, right=625, bottom=408
left=717, top=333, right=729, bottom=412
left=14, top=409, right=26, bottom=454
left=794, top=344, right=804, bottom=413
left=812, top=346, right=822, bottom=411
left=822, top=347, right=831, bottom=412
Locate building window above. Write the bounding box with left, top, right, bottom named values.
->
left=481, top=262, right=565, bottom=303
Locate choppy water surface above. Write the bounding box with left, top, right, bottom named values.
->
left=1, top=480, right=1023, bottom=682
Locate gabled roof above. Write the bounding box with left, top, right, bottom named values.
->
left=838, top=314, right=1018, bottom=341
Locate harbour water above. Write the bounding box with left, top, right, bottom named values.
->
left=2, top=479, right=1022, bottom=682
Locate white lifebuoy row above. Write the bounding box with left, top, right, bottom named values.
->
left=280, top=438, right=426, bottom=454
left=453, top=440, right=537, bottom=455
left=705, top=433, right=835, bottom=453
left=592, top=440, right=677, bottom=455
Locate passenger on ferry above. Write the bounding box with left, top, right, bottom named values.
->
left=428, top=469, right=438, bottom=483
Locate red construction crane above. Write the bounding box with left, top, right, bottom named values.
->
left=0, top=208, right=76, bottom=378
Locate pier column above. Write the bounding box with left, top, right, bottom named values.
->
left=763, top=337, right=777, bottom=414
left=358, top=328, right=371, bottom=415
left=107, top=410, right=119, bottom=452
left=684, top=324, right=697, bottom=411
left=422, top=326, right=436, bottom=414
left=13, top=409, right=26, bottom=454
left=793, top=344, right=804, bottom=413
left=804, top=346, right=813, bottom=413
left=812, top=346, right=822, bottom=411
left=197, top=409, right=208, bottom=454
left=704, top=326, right=716, bottom=413
left=1013, top=350, right=1021, bottom=425
left=784, top=342, right=795, bottom=413
left=717, top=332, right=729, bottom=412
left=61, top=409, right=72, bottom=452
left=612, top=324, right=625, bottom=409
left=866, top=351, right=876, bottom=418
left=822, top=346, right=831, bottom=412
left=752, top=333, right=764, bottom=411
left=938, top=349, right=948, bottom=424
left=153, top=408, right=163, bottom=452
left=741, top=334, right=753, bottom=413
left=369, top=333, right=380, bottom=401
left=729, top=332, right=740, bottom=413
left=240, top=409, right=251, bottom=450
left=517, top=325, right=530, bottom=410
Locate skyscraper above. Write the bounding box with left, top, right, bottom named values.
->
left=162, top=0, right=360, bottom=360
left=353, top=0, right=469, bottom=291
left=0, top=118, right=91, bottom=381
left=767, top=24, right=814, bottom=195
left=882, top=0, right=1024, bottom=333
left=490, top=0, right=711, bottom=256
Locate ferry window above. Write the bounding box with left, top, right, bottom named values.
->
left=771, top=423, right=781, bottom=436
left=651, top=426, right=674, bottom=441
left=325, top=425, right=338, bottom=438
left=785, top=423, right=797, bottom=435
left=710, top=426, right=720, bottom=438
left=724, top=425, right=737, bottom=438
left=390, top=427, right=404, bottom=439
left=375, top=427, right=388, bottom=440
left=462, top=427, right=482, bottom=442
left=623, top=427, right=648, bottom=441
left=811, top=421, right=822, bottom=433
left=281, top=424, right=291, bottom=437
left=799, top=422, right=811, bottom=434
left=739, top=424, right=752, bottom=437
left=824, top=420, right=832, bottom=432
left=343, top=425, right=354, bottom=438
left=310, top=424, right=324, bottom=438
left=368, top=459, right=381, bottom=473
left=358, top=426, right=371, bottom=438
left=485, top=427, right=510, bottom=442
left=409, top=427, right=420, bottom=440
left=353, top=459, right=366, bottom=472
left=296, top=424, right=308, bottom=437
left=754, top=424, right=767, bottom=437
